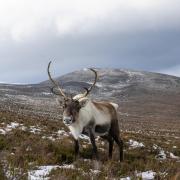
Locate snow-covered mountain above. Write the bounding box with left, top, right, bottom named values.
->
left=1, top=68, right=180, bottom=98
left=41, top=68, right=180, bottom=98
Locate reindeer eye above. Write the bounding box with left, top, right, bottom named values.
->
left=62, top=103, right=67, bottom=109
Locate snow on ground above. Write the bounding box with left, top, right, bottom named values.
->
left=169, top=152, right=179, bottom=159
left=153, top=144, right=179, bottom=160
left=153, top=144, right=178, bottom=160
left=8, top=122, right=20, bottom=128
left=128, top=139, right=144, bottom=148
left=156, top=149, right=166, bottom=160
left=87, top=81, right=104, bottom=88
left=0, top=125, right=70, bottom=141
left=28, top=165, right=60, bottom=180
left=120, top=177, right=131, bottom=180
left=42, top=129, right=70, bottom=141
left=0, top=122, right=42, bottom=135
left=153, top=144, right=167, bottom=160
left=90, top=169, right=101, bottom=175
left=57, top=130, right=69, bottom=136
left=42, top=135, right=56, bottom=141
left=42, top=92, right=52, bottom=96
left=0, top=129, right=6, bottom=135
left=28, top=162, right=101, bottom=180
left=28, top=164, right=75, bottom=180
left=0, top=122, right=20, bottom=135
left=20, top=125, right=27, bottom=131
left=136, top=170, right=156, bottom=180
left=29, top=126, right=41, bottom=134
left=79, top=134, right=90, bottom=140
left=152, top=144, right=158, bottom=150
left=120, top=170, right=156, bottom=180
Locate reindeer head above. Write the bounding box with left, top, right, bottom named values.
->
left=47, top=61, right=97, bottom=126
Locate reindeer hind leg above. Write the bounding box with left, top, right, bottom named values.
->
left=108, top=136, right=114, bottom=159
left=110, top=119, right=123, bottom=162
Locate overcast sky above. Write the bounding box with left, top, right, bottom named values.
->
left=0, top=0, right=180, bottom=84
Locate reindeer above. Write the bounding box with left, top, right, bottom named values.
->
left=47, top=61, right=123, bottom=161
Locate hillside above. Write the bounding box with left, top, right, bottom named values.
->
left=1, top=68, right=180, bottom=134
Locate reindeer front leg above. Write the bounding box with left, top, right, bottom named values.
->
left=74, top=139, right=79, bottom=159
left=89, top=129, right=99, bottom=160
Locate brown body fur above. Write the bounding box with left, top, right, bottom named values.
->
left=87, top=101, right=123, bottom=161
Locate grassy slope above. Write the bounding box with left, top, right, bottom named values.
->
left=0, top=109, right=179, bottom=180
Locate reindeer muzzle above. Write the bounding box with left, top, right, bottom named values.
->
left=63, top=116, right=73, bottom=126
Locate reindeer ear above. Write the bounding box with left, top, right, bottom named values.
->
left=79, top=98, right=89, bottom=108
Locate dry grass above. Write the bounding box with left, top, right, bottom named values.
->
left=0, top=104, right=179, bottom=179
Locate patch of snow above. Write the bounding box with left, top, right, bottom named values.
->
left=0, top=122, right=20, bottom=135
left=90, top=169, right=101, bottom=175
left=20, top=126, right=27, bottom=131
left=156, top=150, right=166, bottom=160
left=153, top=144, right=158, bottom=150
left=42, top=92, right=51, bottom=96
left=0, top=122, right=41, bottom=135
left=95, top=82, right=103, bottom=87
left=125, top=70, right=144, bottom=77
left=137, top=170, right=156, bottom=180
left=42, top=130, right=69, bottom=141
left=153, top=144, right=167, bottom=160
left=42, top=136, right=56, bottom=141
left=29, top=126, right=41, bottom=134
left=129, top=139, right=144, bottom=148
left=169, top=152, right=179, bottom=159
left=4, top=94, right=14, bottom=98
left=119, top=112, right=129, bottom=117
left=120, top=177, right=131, bottom=180
left=57, top=130, right=69, bottom=136
left=28, top=164, right=75, bottom=180
left=79, top=134, right=90, bottom=140
left=87, top=81, right=103, bottom=88
left=0, top=129, right=6, bottom=135
left=28, top=165, right=59, bottom=180
left=8, top=122, right=20, bottom=128
left=59, top=164, right=75, bottom=169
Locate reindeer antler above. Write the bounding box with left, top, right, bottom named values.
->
left=77, top=68, right=98, bottom=100
left=47, top=61, right=68, bottom=100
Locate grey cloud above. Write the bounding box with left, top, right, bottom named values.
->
left=0, top=27, right=180, bottom=84
left=1, top=1, right=180, bottom=83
